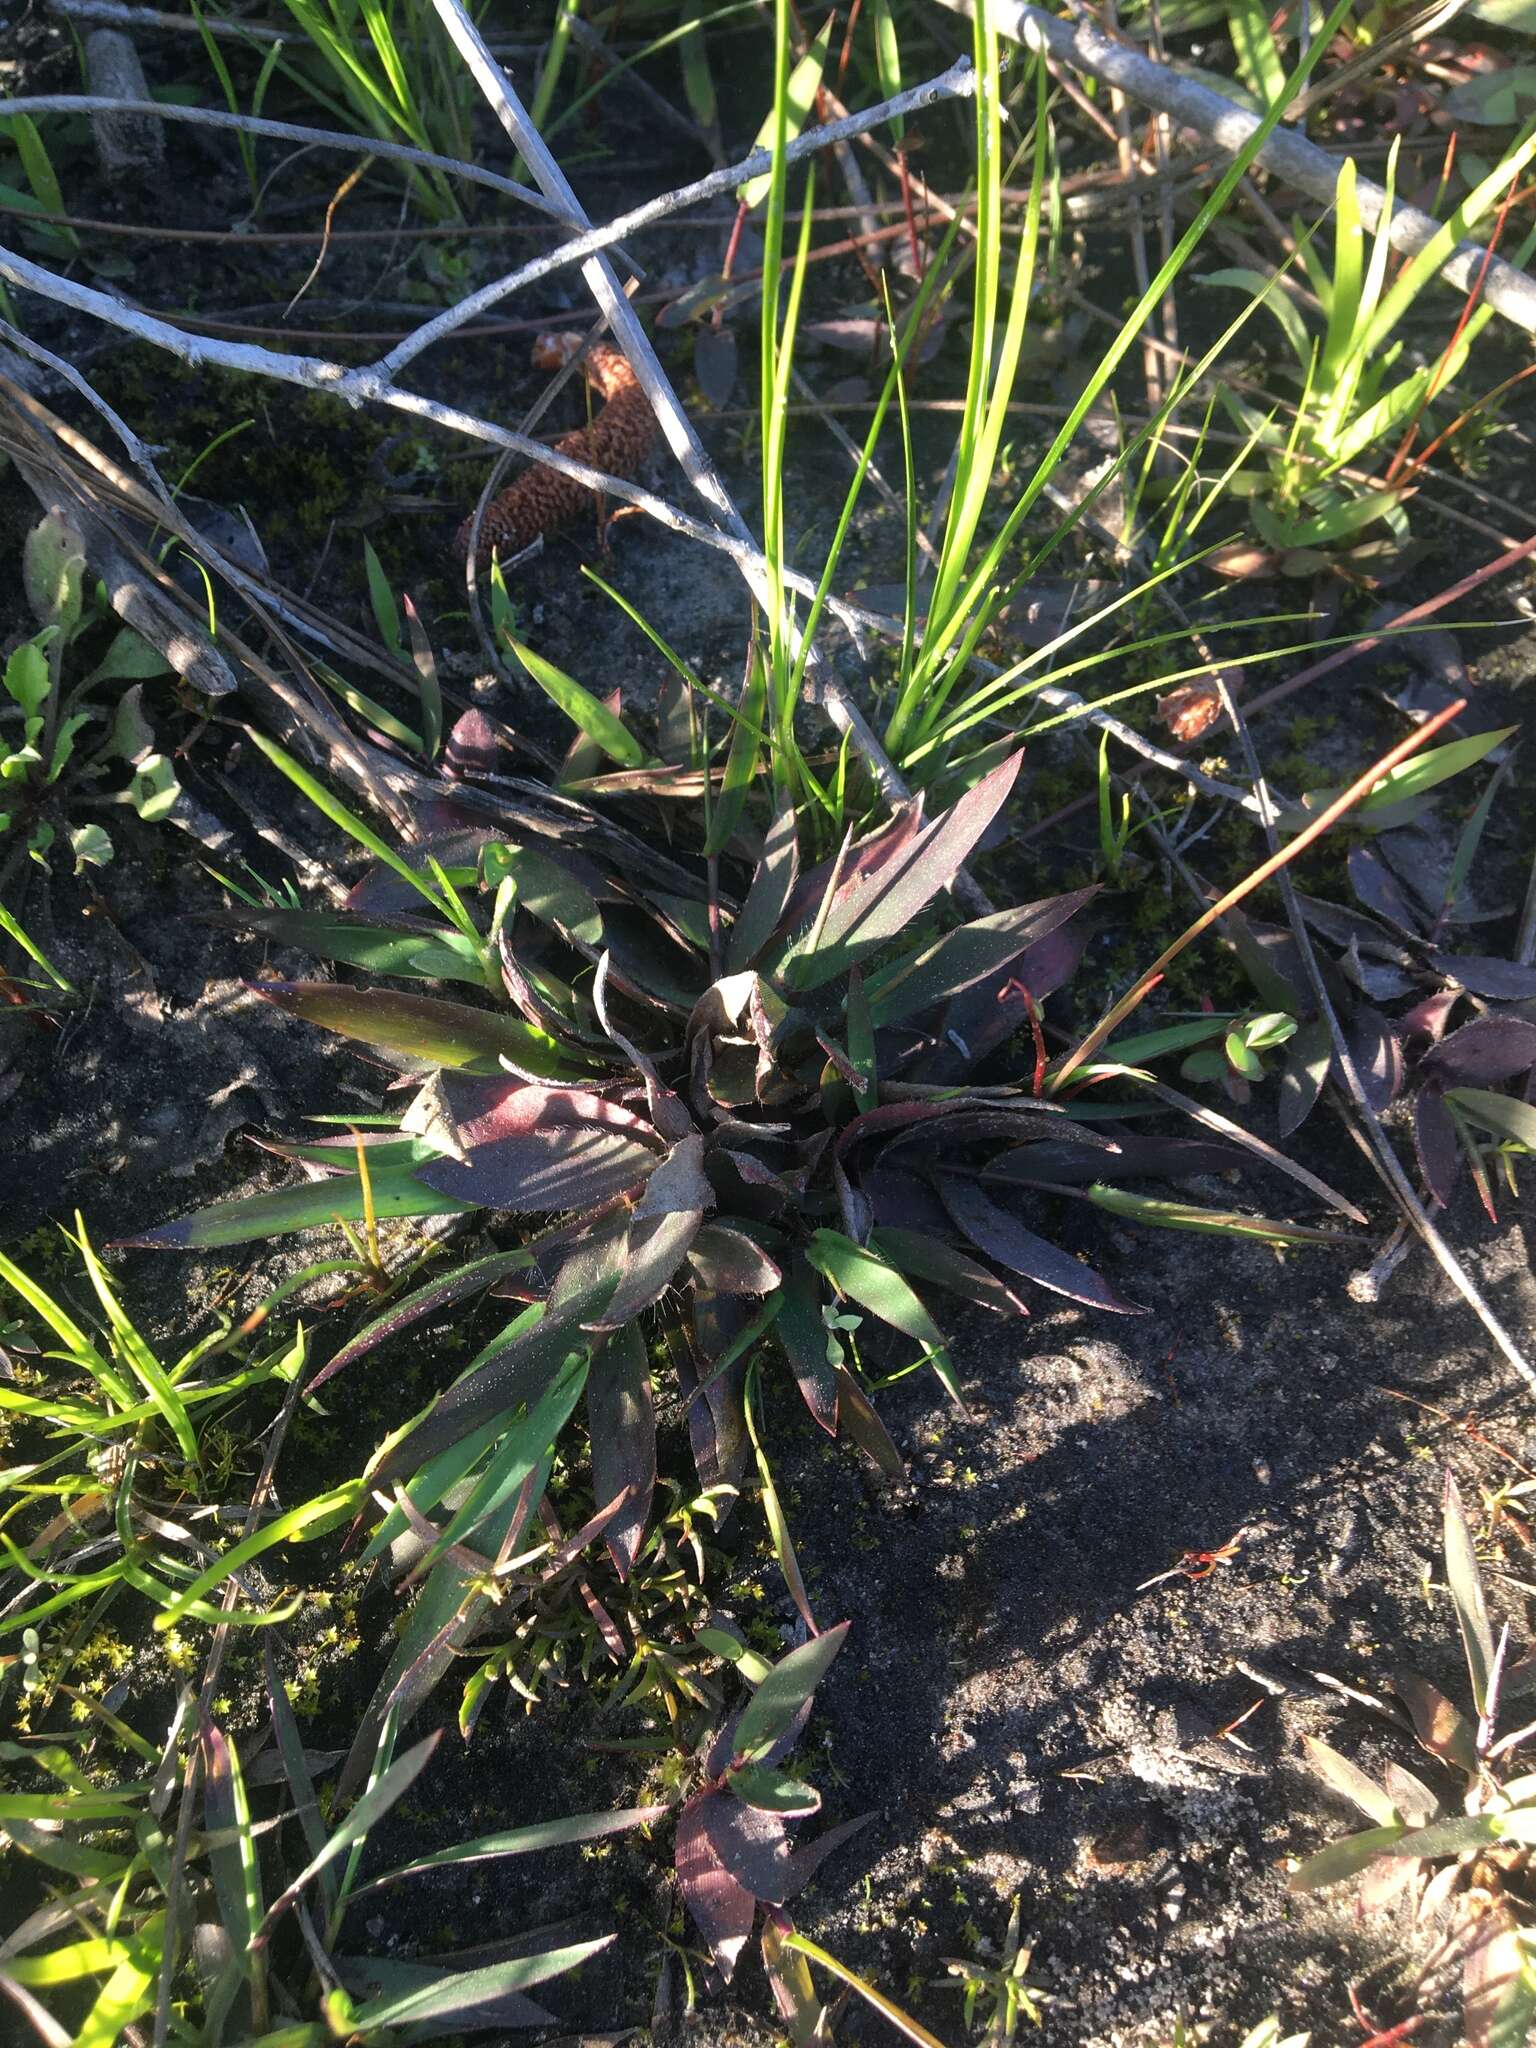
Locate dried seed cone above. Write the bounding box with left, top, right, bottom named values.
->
left=456, top=337, right=656, bottom=568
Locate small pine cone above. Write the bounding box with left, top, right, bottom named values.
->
left=456, top=341, right=656, bottom=569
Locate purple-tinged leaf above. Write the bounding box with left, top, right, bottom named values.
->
left=775, top=1259, right=837, bottom=1434
left=937, top=1178, right=1145, bottom=1313
left=694, top=323, right=739, bottom=403
left=777, top=806, right=924, bottom=937
left=634, top=1133, right=712, bottom=1218
left=345, top=828, right=496, bottom=916
left=1422, top=1017, right=1536, bottom=1088
left=414, top=1077, right=659, bottom=1212
left=785, top=754, right=1024, bottom=989
left=311, top=1249, right=536, bottom=1390
left=682, top=1291, right=751, bottom=1494
left=837, top=1097, right=1098, bottom=1162
left=985, top=1135, right=1238, bottom=1186
left=250, top=981, right=572, bottom=1078
left=1430, top=954, right=1536, bottom=1001
left=1348, top=846, right=1417, bottom=931
left=689, top=1225, right=782, bottom=1296
left=834, top=1365, right=904, bottom=1479
left=1393, top=1672, right=1478, bottom=1774
left=1279, top=1018, right=1331, bottom=1138
left=1415, top=1087, right=1462, bottom=1208
left=869, top=1227, right=1026, bottom=1316
left=702, top=1797, right=874, bottom=1904
left=727, top=795, right=799, bottom=974
left=201, top=1724, right=262, bottom=1965
left=586, top=1325, right=655, bottom=1579
left=864, top=888, right=1096, bottom=1029
left=1400, top=989, right=1460, bottom=1045
left=590, top=1211, right=702, bottom=1330
left=1298, top=893, right=1412, bottom=963
left=864, top=1167, right=951, bottom=1234
left=445, top=706, right=504, bottom=779
left=1344, top=1005, right=1404, bottom=1112
left=929, top=921, right=1089, bottom=1079
left=676, top=1793, right=754, bottom=1979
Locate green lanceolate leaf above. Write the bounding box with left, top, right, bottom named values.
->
left=504, top=636, right=648, bottom=768
left=250, top=981, right=574, bottom=1077
left=1288, top=1822, right=1408, bottom=1889
left=1445, top=1086, right=1536, bottom=1152
left=730, top=1621, right=850, bottom=1768
left=118, top=1166, right=476, bottom=1251
left=863, top=888, right=1095, bottom=1028
left=739, top=17, right=834, bottom=209
left=227, top=910, right=486, bottom=987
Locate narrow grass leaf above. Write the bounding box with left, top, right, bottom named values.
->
left=358, top=1804, right=666, bottom=1893
left=1086, top=1187, right=1355, bottom=1245
left=73, top=1222, right=199, bottom=1466
left=255, top=1732, right=441, bottom=1945
left=1444, top=1471, right=1496, bottom=1716
left=349, top=1939, right=612, bottom=2027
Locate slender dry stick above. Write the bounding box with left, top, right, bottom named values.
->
left=423, top=0, right=952, bottom=842
left=1208, top=684, right=1536, bottom=1391
left=1243, top=529, right=1536, bottom=722
left=1054, top=694, right=1470, bottom=1083
left=0, top=93, right=563, bottom=217
left=377, top=55, right=978, bottom=378
left=932, top=0, right=1536, bottom=337
left=0, top=247, right=1280, bottom=828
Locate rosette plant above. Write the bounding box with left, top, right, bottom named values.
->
left=129, top=683, right=1288, bottom=1584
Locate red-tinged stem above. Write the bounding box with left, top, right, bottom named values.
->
left=1051, top=694, right=1468, bottom=1087
left=1242, top=532, right=1536, bottom=724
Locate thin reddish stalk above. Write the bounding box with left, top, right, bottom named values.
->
left=1242, top=529, right=1536, bottom=723
left=1051, top=694, right=1468, bottom=1085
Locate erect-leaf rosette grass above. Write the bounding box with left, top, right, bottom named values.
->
left=128, top=692, right=1338, bottom=1592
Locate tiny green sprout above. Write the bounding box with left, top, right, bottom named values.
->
left=939, top=1896, right=1047, bottom=2044
left=821, top=1298, right=864, bottom=1368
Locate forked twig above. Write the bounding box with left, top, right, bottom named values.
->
left=423, top=0, right=966, bottom=876
left=378, top=54, right=979, bottom=379
left=0, top=92, right=563, bottom=218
